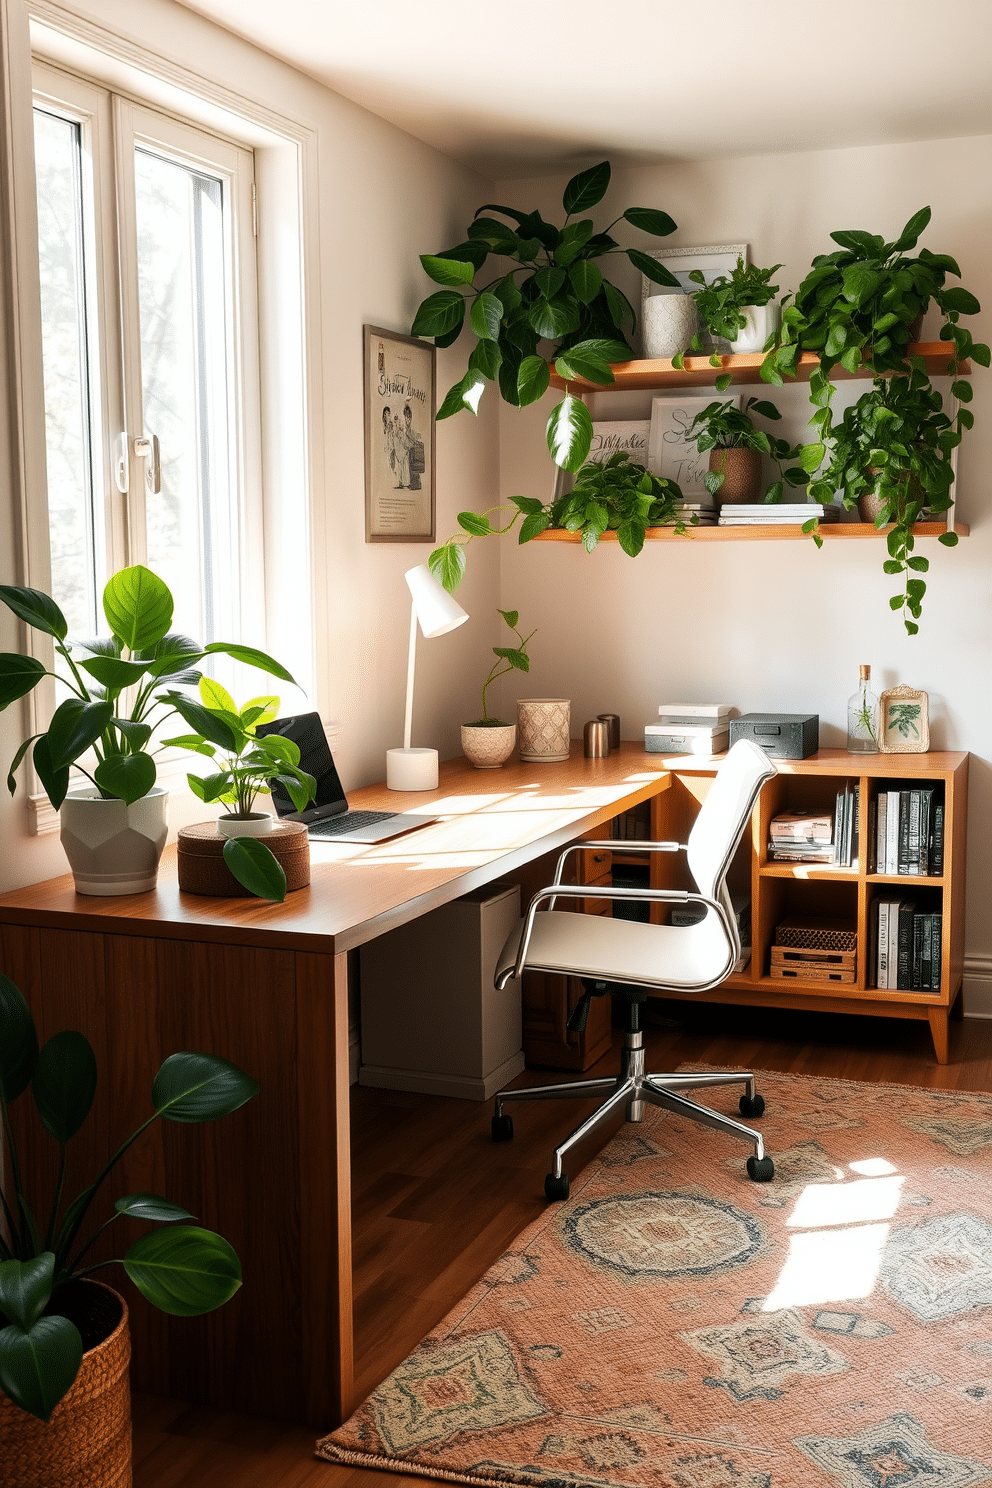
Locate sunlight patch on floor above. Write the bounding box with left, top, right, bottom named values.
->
left=787, top=1175, right=905, bottom=1229
left=763, top=1222, right=892, bottom=1309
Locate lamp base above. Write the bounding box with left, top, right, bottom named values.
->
left=386, top=747, right=439, bottom=792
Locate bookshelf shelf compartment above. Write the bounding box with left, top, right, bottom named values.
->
left=758, top=864, right=859, bottom=880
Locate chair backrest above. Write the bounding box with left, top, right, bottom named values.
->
left=686, top=740, right=776, bottom=906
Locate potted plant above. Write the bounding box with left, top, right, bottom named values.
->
left=0, top=566, right=296, bottom=896
left=678, top=256, right=783, bottom=358
left=162, top=681, right=317, bottom=901
left=689, top=396, right=814, bottom=504
left=461, top=611, right=535, bottom=768
left=0, top=971, right=257, bottom=1485
left=803, top=368, right=957, bottom=633
left=411, top=159, right=682, bottom=474
left=428, top=452, right=686, bottom=591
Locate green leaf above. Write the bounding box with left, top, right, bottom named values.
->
left=115, top=1194, right=194, bottom=1222
left=31, top=1031, right=97, bottom=1143
left=6, top=733, right=41, bottom=795
left=714, top=373, right=733, bottom=392
left=152, top=1051, right=259, bottom=1123
left=546, top=395, right=594, bottom=473
left=0, top=973, right=39, bottom=1103
left=800, top=441, right=826, bottom=473
left=517, top=355, right=551, bottom=406
left=622, top=207, right=677, bottom=237
left=627, top=250, right=680, bottom=287
left=518, top=512, right=551, bottom=543
left=0, top=1255, right=54, bottom=1331
left=939, top=530, right=959, bottom=547
left=78, top=656, right=149, bottom=690
left=93, top=751, right=156, bottom=805
left=468, top=338, right=502, bottom=379
left=555, top=348, right=614, bottom=385
left=892, top=206, right=931, bottom=249
left=32, top=735, right=70, bottom=811
left=456, top=511, right=492, bottom=536
left=569, top=261, right=602, bottom=304
left=0, top=1315, right=82, bottom=1421
left=0, top=585, right=68, bottom=641
left=420, top=254, right=475, bottom=286
left=221, top=837, right=286, bottom=902
left=501, top=648, right=530, bottom=672
left=113, top=719, right=152, bottom=750
left=951, top=379, right=973, bottom=403
left=470, top=291, right=503, bottom=341
left=509, top=495, right=544, bottom=516
left=163, top=735, right=214, bottom=758
left=271, top=771, right=315, bottom=812
left=562, top=160, right=610, bottom=214
left=251, top=733, right=299, bottom=767
left=428, top=542, right=467, bottom=593
left=103, top=566, right=174, bottom=653
left=188, top=770, right=231, bottom=803
left=533, top=266, right=566, bottom=299
left=553, top=220, right=594, bottom=267
left=841, top=262, right=882, bottom=307
left=123, top=1225, right=242, bottom=1317
left=527, top=297, right=580, bottom=339
left=603, top=281, right=634, bottom=333
left=46, top=699, right=113, bottom=772
left=617, top=519, right=645, bottom=558
left=146, top=634, right=205, bottom=678
left=0, top=653, right=46, bottom=710
left=410, top=290, right=465, bottom=339
left=201, top=643, right=296, bottom=685
left=498, top=609, right=518, bottom=628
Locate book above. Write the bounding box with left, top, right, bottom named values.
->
left=888, top=896, right=902, bottom=989
left=768, top=843, right=836, bottom=863
left=770, top=811, right=833, bottom=842
left=905, top=790, right=921, bottom=875
left=877, top=899, right=892, bottom=988
left=918, top=913, right=933, bottom=990
left=851, top=785, right=860, bottom=865
left=930, top=914, right=943, bottom=989
left=886, top=789, right=901, bottom=875
left=877, top=794, right=887, bottom=873
left=931, top=799, right=945, bottom=875
left=917, top=788, right=934, bottom=876
left=898, top=789, right=911, bottom=875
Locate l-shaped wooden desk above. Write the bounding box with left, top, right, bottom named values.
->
left=0, top=745, right=674, bottom=1429
left=0, top=742, right=967, bottom=1427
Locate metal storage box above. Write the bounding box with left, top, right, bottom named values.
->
left=730, top=712, right=819, bottom=759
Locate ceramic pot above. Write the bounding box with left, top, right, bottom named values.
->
left=709, top=447, right=762, bottom=504
left=857, top=489, right=889, bottom=523
left=730, top=302, right=781, bottom=354
left=642, top=295, right=698, bottom=359
left=0, top=1282, right=131, bottom=1488
left=516, top=699, right=571, bottom=763
left=216, top=813, right=273, bottom=838
left=60, top=787, right=168, bottom=896
left=461, top=723, right=516, bottom=769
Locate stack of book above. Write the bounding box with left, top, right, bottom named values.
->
left=767, top=785, right=858, bottom=866
left=871, top=787, right=944, bottom=875
left=872, top=898, right=942, bottom=990
left=718, top=503, right=841, bottom=527
left=657, top=501, right=717, bottom=527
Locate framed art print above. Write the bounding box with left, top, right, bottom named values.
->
left=364, top=325, right=436, bottom=542
left=879, top=686, right=930, bottom=753
left=648, top=393, right=739, bottom=497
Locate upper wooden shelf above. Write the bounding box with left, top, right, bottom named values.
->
left=532, top=520, right=969, bottom=542
left=548, top=343, right=969, bottom=393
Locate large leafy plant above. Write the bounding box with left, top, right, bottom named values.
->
left=679, top=256, right=782, bottom=357
left=689, top=397, right=813, bottom=502
left=803, top=370, right=957, bottom=632
left=468, top=610, right=535, bottom=727
left=411, top=160, right=681, bottom=473
left=0, top=566, right=295, bottom=809
left=0, top=972, right=257, bottom=1422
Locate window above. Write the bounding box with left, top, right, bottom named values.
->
left=31, top=64, right=261, bottom=649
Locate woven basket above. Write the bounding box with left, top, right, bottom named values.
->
left=709, top=447, right=762, bottom=504
left=0, top=1282, right=131, bottom=1488
left=177, top=819, right=310, bottom=895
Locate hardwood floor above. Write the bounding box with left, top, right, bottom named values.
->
left=133, top=998, right=992, bottom=1486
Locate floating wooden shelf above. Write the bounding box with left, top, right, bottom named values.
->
left=530, top=520, right=968, bottom=543
left=548, top=343, right=970, bottom=393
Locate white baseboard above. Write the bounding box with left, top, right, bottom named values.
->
left=963, top=957, right=992, bottom=1018
left=358, top=1051, right=526, bottom=1103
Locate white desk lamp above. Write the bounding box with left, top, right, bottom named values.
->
left=386, top=565, right=468, bottom=792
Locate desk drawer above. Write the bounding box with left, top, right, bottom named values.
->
left=580, top=847, right=612, bottom=882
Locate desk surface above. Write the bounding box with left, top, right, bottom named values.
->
left=0, top=743, right=672, bottom=953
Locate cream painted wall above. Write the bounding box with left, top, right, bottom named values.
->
left=494, top=140, right=992, bottom=974
left=0, top=0, right=501, bottom=892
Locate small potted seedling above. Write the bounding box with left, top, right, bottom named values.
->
left=461, top=610, right=535, bottom=768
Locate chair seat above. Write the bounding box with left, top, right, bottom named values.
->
left=496, top=907, right=735, bottom=992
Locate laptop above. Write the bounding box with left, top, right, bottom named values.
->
left=256, top=712, right=438, bottom=843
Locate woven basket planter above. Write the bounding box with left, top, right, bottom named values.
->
left=0, top=1282, right=131, bottom=1488
left=177, top=819, right=310, bottom=895
left=709, top=447, right=762, bottom=503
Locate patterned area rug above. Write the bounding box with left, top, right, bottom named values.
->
left=318, top=1070, right=992, bottom=1488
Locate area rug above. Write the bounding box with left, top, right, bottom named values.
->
left=318, top=1070, right=992, bottom=1487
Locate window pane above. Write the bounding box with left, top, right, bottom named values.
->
left=134, top=148, right=236, bottom=643
left=33, top=108, right=99, bottom=637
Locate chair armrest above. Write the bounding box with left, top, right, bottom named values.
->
left=551, top=839, right=684, bottom=885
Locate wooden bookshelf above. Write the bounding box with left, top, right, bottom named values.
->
left=530, top=521, right=968, bottom=543
left=647, top=749, right=968, bottom=1063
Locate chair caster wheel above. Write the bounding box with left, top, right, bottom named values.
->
left=544, top=1172, right=570, bottom=1202
left=739, top=1092, right=765, bottom=1118
left=746, top=1155, right=774, bottom=1183
left=491, top=1115, right=514, bottom=1142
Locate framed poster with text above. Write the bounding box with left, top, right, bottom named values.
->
left=364, top=325, right=436, bottom=542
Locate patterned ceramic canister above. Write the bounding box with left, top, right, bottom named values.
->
left=517, top=699, right=571, bottom=762
left=642, top=294, right=698, bottom=358
left=461, top=723, right=516, bottom=769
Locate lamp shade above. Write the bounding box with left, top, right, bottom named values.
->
left=404, top=565, right=469, bottom=639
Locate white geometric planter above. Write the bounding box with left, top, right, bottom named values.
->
left=60, top=787, right=169, bottom=896
left=730, top=302, right=781, bottom=354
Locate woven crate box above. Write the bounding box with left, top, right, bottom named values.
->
left=178, top=820, right=310, bottom=895
left=774, top=916, right=857, bottom=952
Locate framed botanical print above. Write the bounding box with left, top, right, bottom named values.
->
left=879, top=686, right=930, bottom=753
left=364, top=326, right=436, bottom=542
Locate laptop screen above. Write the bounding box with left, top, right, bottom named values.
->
left=256, top=712, right=347, bottom=822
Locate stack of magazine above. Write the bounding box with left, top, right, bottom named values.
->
left=767, top=785, right=859, bottom=866
left=657, top=501, right=717, bottom=527
left=718, top=503, right=841, bottom=527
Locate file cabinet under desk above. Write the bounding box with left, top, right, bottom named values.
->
left=647, top=749, right=968, bottom=1064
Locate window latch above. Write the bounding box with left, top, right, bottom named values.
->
left=115, top=432, right=129, bottom=495
left=133, top=434, right=162, bottom=495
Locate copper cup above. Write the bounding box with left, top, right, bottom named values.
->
left=597, top=714, right=621, bottom=749
left=584, top=720, right=611, bottom=758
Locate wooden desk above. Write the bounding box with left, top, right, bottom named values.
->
left=0, top=745, right=671, bottom=1428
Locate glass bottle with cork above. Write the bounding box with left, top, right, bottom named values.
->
left=847, top=664, right=880, bottom=753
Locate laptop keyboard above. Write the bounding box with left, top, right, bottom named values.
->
left=307, top=810, right=398, bottom=838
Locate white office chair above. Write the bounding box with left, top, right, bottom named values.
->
left=492, top=739, right=777, bottom=1199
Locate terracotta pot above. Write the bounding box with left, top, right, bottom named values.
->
left=0, top=1281, right=131, bottom=1488
left=516, top=699, right=571, bottom=763
left=857, top=489, right=890, bottom=523
left=59, top=788, right=168, bottom=896
left=709, top=447, right=762, bottom=504
left=461, top=723, right=516, bottom=769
